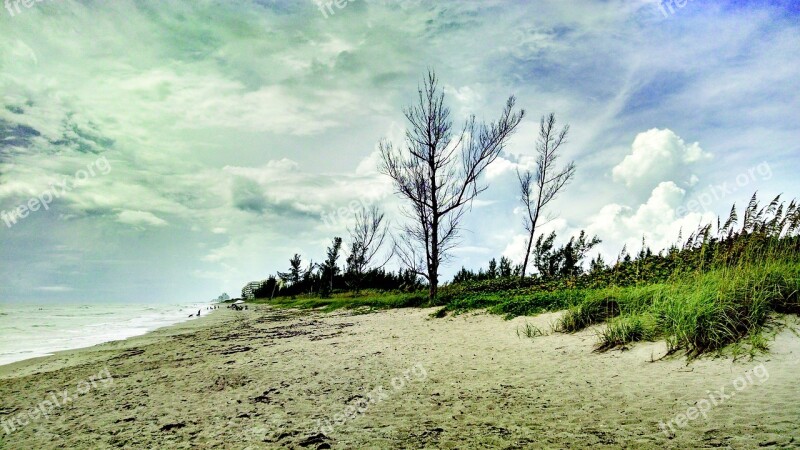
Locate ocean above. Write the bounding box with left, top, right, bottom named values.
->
left=0, top=301, right=217, bottom=366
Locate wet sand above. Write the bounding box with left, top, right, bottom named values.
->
left=1, top=306, right=798, bottom=449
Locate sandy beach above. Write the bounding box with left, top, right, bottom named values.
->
left=1, top=306, right=798, bottom=449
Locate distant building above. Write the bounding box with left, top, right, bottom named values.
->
left=241, top=281, right=265, bottom=300
left=216, top=293, right=230, bottom=302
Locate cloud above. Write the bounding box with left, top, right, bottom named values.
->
left=485, top=156, right=519, bottom=180
left=501, top=217, right=569, bottom=265
left=34, top=286, right=73, bottom=292
left=612, top=129, right=711, bottom=188
left=117, top=210, right=168, bottom=227
left=585, top=181, right=716, bottom=259
left=1, top=0, right=797, bottom=303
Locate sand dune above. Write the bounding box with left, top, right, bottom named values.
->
left=1, top=306, right=798, bottom=449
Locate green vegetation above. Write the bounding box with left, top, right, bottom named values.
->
left=232, top=72, right=796, bottom=359
left=442, top=193, right=800, bottom=356
left=249, top=289, right=427, bottom=313
left=517, top=322, right=546, bottom=339
left=249, top=193, right=799, bottom=357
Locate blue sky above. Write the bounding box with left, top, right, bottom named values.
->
left=1, top=0, right=798, bottom=303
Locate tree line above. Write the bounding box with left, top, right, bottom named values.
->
left=248, top=69, right=592, bottom=301
left=247, top=206, right=422, bottom=299
left=379, top=70, right=587, bottom=301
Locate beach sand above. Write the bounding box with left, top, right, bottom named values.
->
left=1, top=306, right=798, bottom=449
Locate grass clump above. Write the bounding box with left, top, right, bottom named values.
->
left=517, top=322, right=546, bottom=339
left=442, top=289, right=586, bottom=318
left=656, top=263, right=794, bottom=356
left=556, top=291, right=621, bottom=332
left=582, top=261, right=799, bottom=355
left=597, top=314, right=658, bottom=351
left=490, top=290, right=587, bottom=318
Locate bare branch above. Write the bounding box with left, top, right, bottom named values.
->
left=380, top=70, right=524, bottom=299
left=518, top=113, right=576, bottom=279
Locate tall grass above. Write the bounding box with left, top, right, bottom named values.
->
left=446, top=193, right=800, bottom=356
left=247, top=193, right=799, bottom=357
left=555, top=261, right=799, bottom=356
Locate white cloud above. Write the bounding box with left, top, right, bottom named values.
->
left=612, top=129, right=711, bottom=188
left=446, top=84, right=485, bottom=117
left=34, top=286, right=73, bottom=292
left=585, top=181, right=716, bottom=260
left=117, top=210, right=168, bottom=227
left=485, top=156, right=518, bottom=180
left=355, top=150, right=382, bottom=176
left=1, top=0, right=797, bottom=303
left=501, top=217, right=568, bottom=264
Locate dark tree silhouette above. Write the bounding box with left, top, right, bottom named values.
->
left=278, top=254, right=304, bottom=285
left=346, top=206, right=391, bottom=294
left=320, top=237, right=342, bottom=297
left=380, top=70, right=524, bottom=300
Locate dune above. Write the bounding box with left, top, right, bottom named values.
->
left=0, top=306, right=798, bottom=449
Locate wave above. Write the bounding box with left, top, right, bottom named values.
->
left=0, top=302, right=216, bottom=366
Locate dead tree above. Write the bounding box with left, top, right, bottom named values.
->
left=346, top=206, right=391, bottom=293
left=518, top=113, right=576, bottom=279
left=380, top=70, right=525, bottom=300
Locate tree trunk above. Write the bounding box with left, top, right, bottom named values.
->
left=429, top=151, right=439, bottom=302
left=520, top=198, right=543, bottom=280
left=520, top=234, right=534, bottom=279
left=429, top=231, right=439, bottom=302
left=428, top=270, right=438, bottom=301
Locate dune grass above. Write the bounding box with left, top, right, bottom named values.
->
left=517, top=322, right=546, bottom=339
left=250, top=290, right=428, bottom=312
left=247, top=259, right=798, bottom=356
left=247, top=194, right=799, bottom=357
left=247, top=260, right=798, bottom=356
left=441, top=289, right=587, bottom=318
left=438, top=195, right=800, bottom=356
left=557, top=261, right=800, bottom=356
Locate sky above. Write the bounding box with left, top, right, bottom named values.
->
left=0, top=0, right=798, bottom=303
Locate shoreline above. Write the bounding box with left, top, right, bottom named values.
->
left=0, top=303, right=222, bottom=370
left=1, top=305, right=798, bottom=448
left=0, top=307, right=226, bottom=379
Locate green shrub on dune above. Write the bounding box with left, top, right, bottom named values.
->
left=256, top=193, right=799, bottom=357
left=446, top=193, right=800, bottom=356
left=580, top=262, right=799, bottom=356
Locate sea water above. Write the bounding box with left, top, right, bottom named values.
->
left=0, top=302, right=216, bottom=366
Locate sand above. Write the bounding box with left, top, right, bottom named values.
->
left=0, top=306, right=798, bottom=449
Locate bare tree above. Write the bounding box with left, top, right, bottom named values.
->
left=346, top=206, right=392, bottom=293
left=518, top=113, right=576, bottom=279
left=380, top=70, right=525, bottom=300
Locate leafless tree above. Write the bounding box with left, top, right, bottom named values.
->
left=346, top=206, right=392, bottom=293
left=380, top=70, right=525, bottom=300
left=518, top=113, right=576, bottom=279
